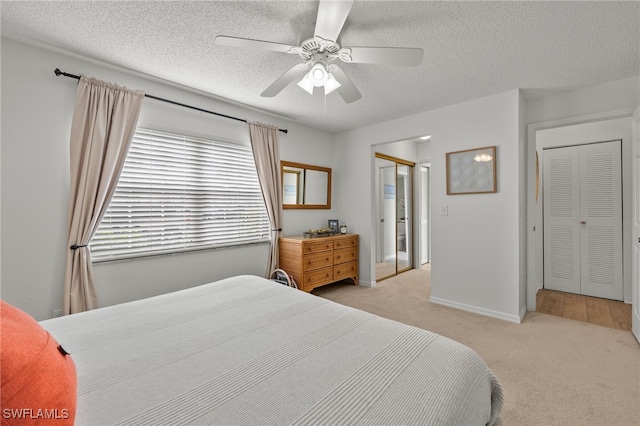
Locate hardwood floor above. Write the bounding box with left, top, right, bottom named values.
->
left=536, top=289, right=632, bottom=331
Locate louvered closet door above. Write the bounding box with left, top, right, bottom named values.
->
left=543, top=141, right=623, bottom=300
left=579, top=141, right=622, bottom=300
left=543, top=147, right=581, bottom=294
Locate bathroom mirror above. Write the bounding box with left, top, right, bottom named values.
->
left=375, top=153, right=414, bottom=281
left=281, top=161, right=331, bottom=209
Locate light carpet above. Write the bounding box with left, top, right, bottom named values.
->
left=313, top=266, right=640, bottom=426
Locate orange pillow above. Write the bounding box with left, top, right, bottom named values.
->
left=1, top=300, right=77, bottom=425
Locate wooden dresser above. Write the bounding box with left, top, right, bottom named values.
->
left=279, top=234, right=358, bottom=292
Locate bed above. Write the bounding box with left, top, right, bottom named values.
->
left=39, top=275, right=503, bottom=425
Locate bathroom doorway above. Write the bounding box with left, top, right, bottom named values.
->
left=420, top=163, right=431, bottom=266
left=375, top=153, right=415, bottom=281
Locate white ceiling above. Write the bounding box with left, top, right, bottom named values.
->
left=2, top=1, right=639, bottom=133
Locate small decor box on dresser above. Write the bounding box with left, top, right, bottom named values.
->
left=279, top=234, right=358, bottom=292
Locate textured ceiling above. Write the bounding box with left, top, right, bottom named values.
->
left=2, top=1, right=639, bottom=133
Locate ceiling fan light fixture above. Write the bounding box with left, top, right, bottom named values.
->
left=308, top=63, right=329, bottom=86
left=298, top=62, right=340, bottom=95
left=297, top=75, right=315, bottom=94
left=324, top=73, right=341, bottom=94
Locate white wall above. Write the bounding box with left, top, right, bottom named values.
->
left=0, top=38, right=334, bottom=320
left=519, top=93, right=528, bottom=318
left=374, top=139, right=420, bottom=163
left=418, top=140, right=431, bottom=163
left=525, top=76, right=640, bottom=125
left=334, top=90, right=524, bottom=322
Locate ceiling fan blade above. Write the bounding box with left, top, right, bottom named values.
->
left=215, top=35, right=300, bottom=54
left=330, top=67, right=362, bottom=103
left=339, top=47, right=424, bottom=66
left=261, top=63, right=311, bottom=97
left=314, top=0, right=354, bottom=43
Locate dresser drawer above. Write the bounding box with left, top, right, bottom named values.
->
left=334, top=261, right=358, bottom=281
left=334, top=236, right=357, bottom=250
left=303, top=251, right=334, bottom=271
left=304, top=267, right=334, bottom=288
left=334, top=247, right=357, bottom=265
left=303, top=240, right=334, bottom=254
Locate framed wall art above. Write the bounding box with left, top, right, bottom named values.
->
left=446, top=146, right=496, bottom=195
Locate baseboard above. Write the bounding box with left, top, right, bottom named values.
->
left=429, top=296, right=522, bottom=324
left=358, top=280, right=374, bottom=288
left=519, top=304, right=528, bottom=322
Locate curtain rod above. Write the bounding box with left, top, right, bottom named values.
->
left=54, top=68, right=288, bottom=134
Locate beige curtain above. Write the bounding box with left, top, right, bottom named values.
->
left=63, top=77, right=144, bottom=314
left=248, top=121, right=283, bottom=277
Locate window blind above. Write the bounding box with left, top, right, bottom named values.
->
left=91, top=128, right=270, bottom=261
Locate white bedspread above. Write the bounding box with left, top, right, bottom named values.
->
left=40, top=275, right=503, bottom=425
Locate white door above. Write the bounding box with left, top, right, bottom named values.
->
left=420, top=165, right=430, bottom=264
left=632, top=106, right=640, bottom=343
left=543, top=146, right=581, bottom=294
left=544, top=140, right=623, bottom=300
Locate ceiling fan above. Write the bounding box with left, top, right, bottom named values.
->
left=214, top=0, right=424, bottom=103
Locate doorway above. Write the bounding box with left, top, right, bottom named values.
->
left=543, top=140, right=623, bottom=300
left=420, top=164, right=431, bottom=265
left=375, top=153, right=415, bottom=281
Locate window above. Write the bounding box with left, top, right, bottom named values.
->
left=91, top=128, right=270, bottom=261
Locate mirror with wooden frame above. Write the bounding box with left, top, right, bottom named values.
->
left=281, top=161, right=331, bottom=209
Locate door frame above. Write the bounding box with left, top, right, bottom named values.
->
left=527, top=109, right=635, bottom=312
left=419, top=163, right=431, bottom=265
left=632, top=105, right=639, bottom=343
